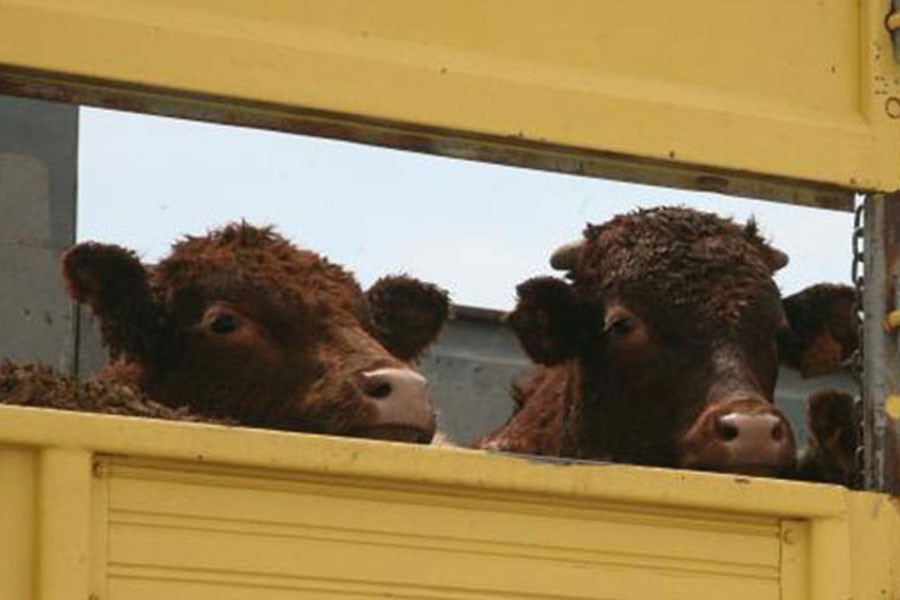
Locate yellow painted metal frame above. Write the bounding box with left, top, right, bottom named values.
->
left=0, top=405, right=897, bottom=599
left=1, top=3, right=899, bottom=597
left=1, top=1, right=899, bottom=207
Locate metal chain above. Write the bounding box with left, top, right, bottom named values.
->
left=850, top=198, right=866, bottom=488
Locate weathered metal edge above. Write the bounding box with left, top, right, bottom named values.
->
left=0, top=67, right=854, bottom=211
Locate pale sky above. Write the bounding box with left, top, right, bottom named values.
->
left=77, top=107, right=854, bottom=310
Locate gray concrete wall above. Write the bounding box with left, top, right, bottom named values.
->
left=0, top=95, right=78, bottom=373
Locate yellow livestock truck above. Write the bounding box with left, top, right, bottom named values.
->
left=0, top=2, right=899, bottom=599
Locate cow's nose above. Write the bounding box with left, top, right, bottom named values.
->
left=711, top=408, right=795, bottom=476
left=353, top=368, right=436, bottom=444
left=715, top=411, right=791, bottom=452
left=715, top=412, right=789, bottom=443
left=681, top=401, right=796, bottom=476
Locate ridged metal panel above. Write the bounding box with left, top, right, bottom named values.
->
left=100, top=458, right=782, bottom=599
left=0, top=406, right=896, bottom=600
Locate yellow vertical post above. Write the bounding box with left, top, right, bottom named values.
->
left=0, top=445, right=38, bottom=600
left=808, top=514, right=852, bottom=600
left=779, top=520, right=808, bottom=600
left=37, top=447, right=93, bottom=600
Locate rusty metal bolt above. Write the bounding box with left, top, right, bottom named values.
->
left=885, top=97, right=900, bottom=119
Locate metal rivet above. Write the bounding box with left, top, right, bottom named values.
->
left=91, top=462, right=107, bottom=478
left=887, top=11, right=900, bottom=32
left=885, top=97, right=900, bottom=119
left=883, top=310, right=900, bottom=331
left=885, top=396, right=900, bottom=420
left=782, top=529, right=797, bottom=545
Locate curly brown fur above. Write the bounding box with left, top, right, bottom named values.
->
left=479, top=363, right=587, bottom=456
left=63, top=243, right=162, bottom=361
left=506, top=277, right=592, bottom=366
left=0, top=361, right=230, bottom=423
left=478, top=207, right=797, bottom=476
left=365, top=275, right=450, bottom=362
left=574, top=208, right=783, bottom=333
left=795, top=389, right=859, bottom=486
left=778, top=284, right=856, bottom=378
left=64, top=222, right=447, bottom=441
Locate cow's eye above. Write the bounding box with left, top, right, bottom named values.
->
left=210, top=314, right=238, bottom=334
left=607, top=317, right=634, bottom=337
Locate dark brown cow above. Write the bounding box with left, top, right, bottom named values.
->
left=796, top=389, right=859, bottom=486
left=0, top=361, right=233, bottom=424
left=56, top=222, right=449, bottom=442
left=476, top=207, right=854, bottom=477
left=778, top=284, right=857, bottom=378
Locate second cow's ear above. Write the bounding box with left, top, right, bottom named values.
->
left=507, top=277, right=587, bottom=366
left=62, top=242, right=163, bottom=362
left=778, top=283, right=857, bottom=378
left=796, top=389, right=858, bottom=486
left=365, top=275, right=450, bottom=362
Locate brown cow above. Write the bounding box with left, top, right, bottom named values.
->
left=476, top=207, right=854, bottom=477
left=778, top=284, right=857, bottom=378
left=57, top=222, right=449, bottom=443
left=0, top=361, right=232, bottom=424
left=796, top=389, right=859, bottom=486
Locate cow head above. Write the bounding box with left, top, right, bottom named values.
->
left=63, top=223, right=449, bottom=443
left=508, top=207, right=851, bottom=477
left=778, top=284, right=857, bottom=378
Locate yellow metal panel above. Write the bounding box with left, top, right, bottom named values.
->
left=846, top=493, right=900, bottom=599
left=0, top=405, right=897, bottom=599
left=0, top=445, right=37, bottom=600
left=779, top=520, right=809, bottom=600
left=807, top=516, right=852, bottom=600
left=0, top=405, right=850, bottom=518
left=37, top=447, right=93, bottom=600
left=101, top=458, right=782, bottom=599
left=0, top=1, right=897, bottom=206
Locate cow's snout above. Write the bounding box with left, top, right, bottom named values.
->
left=715, top=412, right=788, bottom=445
left=680, top=400, right=796, bottom=477
left=352, top=368, right=436, bottom=444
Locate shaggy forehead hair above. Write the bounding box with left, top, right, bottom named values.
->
left=153, top=223, right=367, bottom=319
left=574, top=207, right=781, bottom=329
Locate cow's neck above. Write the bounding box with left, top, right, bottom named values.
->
left=574, top=358, right=680, bottom=467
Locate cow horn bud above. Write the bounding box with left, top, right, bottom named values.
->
left=549, top=240, right=586, bottom=271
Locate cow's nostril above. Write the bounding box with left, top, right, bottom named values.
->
left=717, top=419, right=739, bottom=441
left=353, top=368, right=435, bottom=443
left=771, top=422, right=784, bottom=442
left=367, top=381, right=393, bottom=399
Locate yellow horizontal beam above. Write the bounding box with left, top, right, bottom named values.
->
left=2, top=406, right=898, bottom=599
left=0, top=404, right=848, bottom=518
left=0, top=1, right=898, bottom=206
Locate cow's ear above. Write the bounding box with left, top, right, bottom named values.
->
left=797, top=389, right=858, bottom=485
left=508, top=277, right=587, bottom=365
left=778, top=284, right=857, bottom=378
left=63, top=242, right=162, bottom=362
left=365, top=275, right=450, bottom=362
left=743, top=218, right=789, bottom=272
